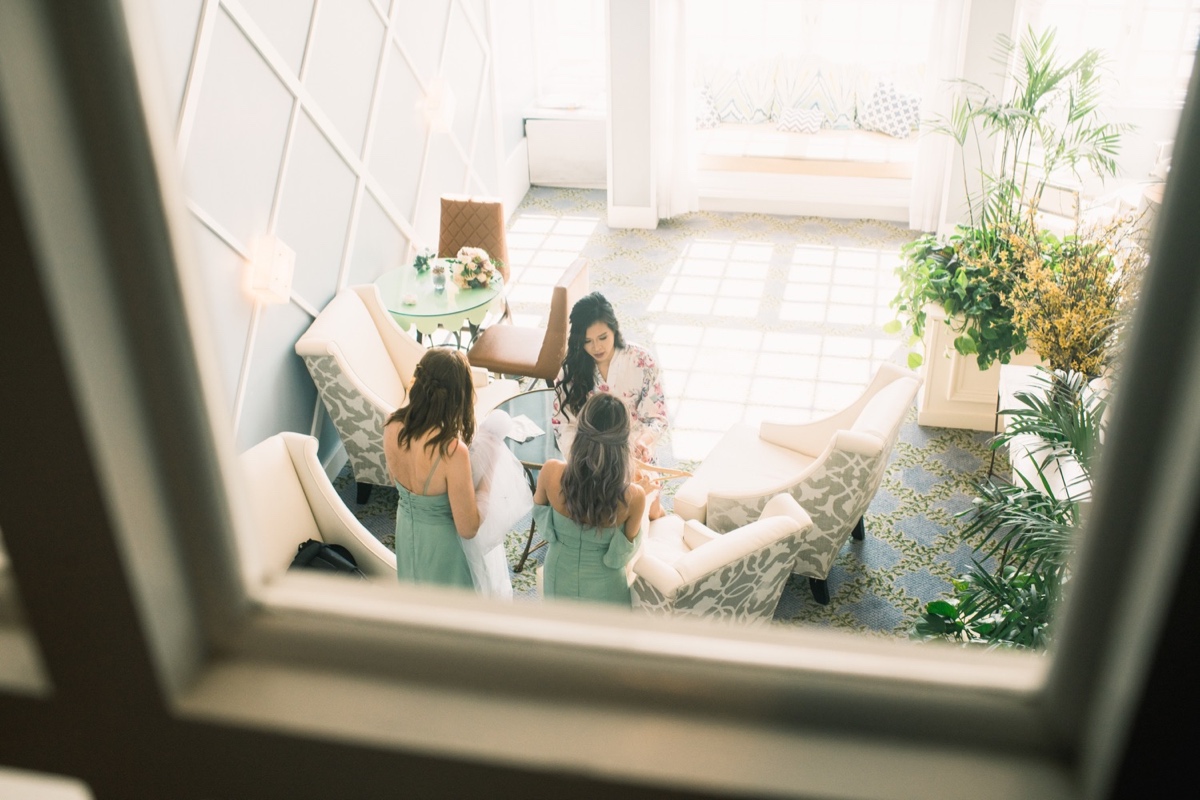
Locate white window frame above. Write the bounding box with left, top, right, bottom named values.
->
left=2, top=0, right=1196, bottom=796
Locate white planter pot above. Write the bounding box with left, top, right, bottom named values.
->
left=915, top=305, right=1043, bottom=431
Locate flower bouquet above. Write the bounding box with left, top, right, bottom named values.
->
left=451, top=246, right=501, bottom=290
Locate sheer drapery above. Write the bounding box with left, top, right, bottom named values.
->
left=654, top=0, right=698, bottom=220
left=909, top=0, right=970, bottom=233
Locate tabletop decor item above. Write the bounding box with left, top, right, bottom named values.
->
left=452, top=246, right=501, bottom=290
left=413, top=249, right=435, bottom=274
left=430, top=261, right=447, bottom=292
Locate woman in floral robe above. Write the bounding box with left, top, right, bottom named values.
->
left=550, top=293, right=669, bottom=515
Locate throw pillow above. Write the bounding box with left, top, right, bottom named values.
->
left=857, top=81, right=921, bottom=139
left=695, top=90, right=721, bottom=130
left=776, top=106, right=823, bottom=134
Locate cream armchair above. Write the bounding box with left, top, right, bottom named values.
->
left=631, top=494, right=813, bottom=623
left=673, top=363, right=921, bottom=605
left=238, top=432, right=396, bottom=582
left=295, top=284, right=519, bottom=503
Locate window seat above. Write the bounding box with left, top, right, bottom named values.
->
left=695, top=124, right=916, bottom=179
left=693, top=123, right=916, bottom=222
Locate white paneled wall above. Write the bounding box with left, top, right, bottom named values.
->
left=144, top=0, right=532, bottom=462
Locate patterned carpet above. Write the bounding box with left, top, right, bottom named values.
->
left=335, top=187, right=1005, bottom=639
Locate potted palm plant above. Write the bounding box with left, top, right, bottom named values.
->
left=915, top=368, right=1105, bottom=648
left=889, top=26, right=1127, bottom=430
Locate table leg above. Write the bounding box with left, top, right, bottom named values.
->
left=514, top=519, right=547, bottom=573
left=513, top=462, right=545, bottom=573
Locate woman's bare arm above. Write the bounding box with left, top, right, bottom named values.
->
left=534, top=459, right=565, bottom=505
left=623, top=483, right=647, bottom=542
left=445, top=440, right=481, bottom=539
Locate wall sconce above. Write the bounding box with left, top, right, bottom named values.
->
left=417, top=78, right=456, bottom=133
left=245, top=235, right=295, bottom=305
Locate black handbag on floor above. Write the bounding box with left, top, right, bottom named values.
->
left=289, top=539, right=367, bottom=579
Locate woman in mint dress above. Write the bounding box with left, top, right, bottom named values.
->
left=384, top=348, right=480, bottom=588
left=534, top=393, right=646, bottom=606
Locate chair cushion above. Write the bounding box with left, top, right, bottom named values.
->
left=296, top=291, right=407, bottom=409
left=852, top=376, right=918, bottom=441
left=686, top=424, right=816, bottom=500
left=467, top=325, right=548, bottom=375
left=642, top=514, right=689, bottom=566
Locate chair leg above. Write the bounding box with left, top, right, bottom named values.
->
left=851, top=516, right=865, bottom=541
left=356, top=482, right=372, bottom=504
left=808, top=577, right=830, bottom=605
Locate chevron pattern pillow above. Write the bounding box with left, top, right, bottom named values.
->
left=857, top=82, right=921, bottom=139
left=776, top=106, right=823, bottom=134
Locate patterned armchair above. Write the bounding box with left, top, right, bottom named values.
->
left=295, top=285, right=519, bottom=503
left=631, top=494, right=812, bottom=623
left=672, top=363, right=921, bottom=605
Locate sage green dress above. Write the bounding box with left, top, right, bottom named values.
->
left=536, top=504, right=641, bottom=606
left=394, top=453, right=473, bottom=589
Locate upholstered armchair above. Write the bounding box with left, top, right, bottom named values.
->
left=466, top=257, right=589, bottom=386
left=672, top=363, right=921, bottom=604
left=238, top=432, right=396, bottom=582
left=440, top=195, right=512, bottom=325
left=631, top=494, right=813, bottom=623
left=295, top=284, right=519, bottom=502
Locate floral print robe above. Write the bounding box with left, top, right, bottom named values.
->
left=550, top=343, right=669, bottom=460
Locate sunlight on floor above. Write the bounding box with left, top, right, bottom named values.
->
left=649, top=238, right=903, bottom=461
left=505, top=212, right=599, bottom=326
left=500, top=204, right=906, bottom=464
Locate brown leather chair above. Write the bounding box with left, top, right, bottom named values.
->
left=466, top=258, right=589, bottom=386
left=439, top=195, right=511, bottom=324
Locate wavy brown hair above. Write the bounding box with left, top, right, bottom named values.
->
left=555, top=292, right=625, bottom=419
left=560, top=393, right=631, bottom=527
left=387, top=348, right=476, bottom=456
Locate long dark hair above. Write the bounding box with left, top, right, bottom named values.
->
left=560, top=393, right=631, bottom=527
left=556, top=292, right=625, bottom=418
left=387, top=348, right=475, bottom=456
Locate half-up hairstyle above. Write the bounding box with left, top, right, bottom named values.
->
left=560, top=393, right=631, bottom=527
left=556, top=291, right=625, bottom=418
left=387, top=348, right=476, bottom=456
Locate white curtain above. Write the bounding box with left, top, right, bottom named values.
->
left=909, top=0, right=971, bottom=232
left=654, top=0, right=698, bottom=220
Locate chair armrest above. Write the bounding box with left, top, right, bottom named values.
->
left=683, top=519, right=720, bottom=549
left=285, top=434, right=397, bottom=578
left=758, top=363, right=911, bottom=456
left=632, top=553, right=684, bottom=597
left=831, top=429, right=884, bottom=457
left=674, top=516, right=800, bottom=584
left=471, top=366, right=490, bottom=388
left=757, top=493, right=814, bottom=532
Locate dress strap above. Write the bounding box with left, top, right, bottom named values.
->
left=422, top=451, right=444, bottom=496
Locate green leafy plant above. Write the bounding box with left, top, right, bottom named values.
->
left=914, top=368, right=1105, bottom=649
left=888, top=26, right=1127, bottom=371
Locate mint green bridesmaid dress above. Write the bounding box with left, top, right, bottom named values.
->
left=536, top=504, right=641, bottom=606
left=394, top=453, right=473, bottom=589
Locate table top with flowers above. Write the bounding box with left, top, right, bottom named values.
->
left=374, top=247, right=504, bottom=336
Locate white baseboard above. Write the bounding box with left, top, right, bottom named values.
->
left=322, top=443, right=348, bottom=483
left=606, top=204, right=658, bottom=229
left=502, top=139, right=531, bottom=218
